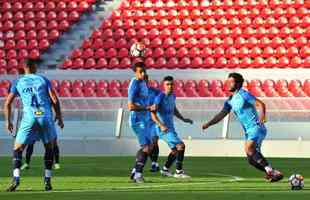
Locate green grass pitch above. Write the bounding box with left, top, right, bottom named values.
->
left=0, top=156, right=309, bottom=200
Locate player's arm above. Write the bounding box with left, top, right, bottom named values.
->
left=128, top=101, right=153, bottom=112
left=202, top=109, right=230, bottom=130
left=48, top=88, right=64, bottom=129
left=4, top=93, right=16, bottom=134
left=151, top=111, right=168, bottom=133
left=174, top=106, right=193, bottom=124
left=255, top=98, right=266, bottom=124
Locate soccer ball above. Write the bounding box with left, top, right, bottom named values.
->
left=130, top=42, right=146, bottom=57
left=288, top=174, right=304, bottom=190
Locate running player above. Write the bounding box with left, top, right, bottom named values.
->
left=128, top=62, right=155, bottom=183
left=4, top=59, right=64, bottom=191
left=202, top=72, right=283, bottom=182
left=151, top=76, right=193, bottom=178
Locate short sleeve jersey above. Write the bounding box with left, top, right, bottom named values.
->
left=154, top=92, right=176, bottom=131
left=223, top=88, right=261, bottom=132
left=10, top=74, right=53, bottom=118
left=128, top=77, right=149, bottom=124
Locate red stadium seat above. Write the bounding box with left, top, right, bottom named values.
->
left=84, top=58, right=96, bottom=69
left=14, top=30, right=25, bottom=40
left=165, top=47, right=177, bottom=58
left=16, top=40, right=27, bottom=49
left=0, top=68, right=7, bottom=75
left=61, top=59, right=72, bottom=69
left=108, top=58, right=120, bottom=69
left=96, top=58, right=108, bottom=69
left=28, top=40, right=38, bottom=50
left=166, top=58, right=179, bottom=69
left=6, top=50, right=17, bottom=59
left=82, top=48, right=94, bottom=59
left=72, top=58, right=84, bottom=69
left=56, top=0, right=308, bottom=70
left=119, top=57, right=131, bottom=69
left=48, top=30, right=60, bottom=41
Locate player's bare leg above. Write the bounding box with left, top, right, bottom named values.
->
left=133, top=144, right=153, bottom=183
left=161, top=149, right=177, bottom=177
left=245, top=140, right=283, bottom=182
left=173, top=143, right=190, bottom=178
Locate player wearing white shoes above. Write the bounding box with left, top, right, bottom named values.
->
left=128, top=62, right=156, bottom=183
left=151, top=76, right=193, bottom=178
left=202, top=73, right=283, bottom=182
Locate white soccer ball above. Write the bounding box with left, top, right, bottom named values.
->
left=288, top=174, right=304, bottom=190
left=130, top=42, right=146, bottom=57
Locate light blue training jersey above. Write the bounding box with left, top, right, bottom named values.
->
left=10, top=74, right=53, bottom=119
left=154, top=92, right=176, bottom=132
left=223, top=88, right=263, bottom=133
left=128, top=77, right=149, bottom=125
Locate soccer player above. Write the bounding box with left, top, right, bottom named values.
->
left=151, top=76, right=193, bottom=178
left=202, top=73, right=283, bottom=182
left=128, top=62, right=155, bottom=183
left=4, top=59, right=64, bottom=191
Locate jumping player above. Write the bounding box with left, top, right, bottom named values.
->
left=128, top=62, right=155, bottom=183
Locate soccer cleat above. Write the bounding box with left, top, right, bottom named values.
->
left=160, top=169, right=173, bottom=177
left=266, top=170, right=284, bottom=182
left=150, top=165, right=160, bottom=172
left=130, top=168, right=136, bottom=180
left=130, top=172, right=135, bottom=180
left=6, top=178, right=20, bottom=192
left=44, top=178, right=53, bottom=191
left=133, top=176, right=145, bottom=184
left=54, top=163, right=60, bottom=170
left=21, top=163, right=30, bottom=170
left=173, top=170, right=191, bottom=179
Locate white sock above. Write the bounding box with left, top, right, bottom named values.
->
left=134, top=172, right=142, bottom=179
left=163, top=166, right=169, bottom=171
left=131, top=168, right=136, bottom=174
left=45, top=169, right=52, bottom=178
left=265, top=166, right=273, bottom=174
left=13, top=168, right=20, bottom=178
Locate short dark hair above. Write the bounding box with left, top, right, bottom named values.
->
left=24, top=59, right=37, bottom=68
left=132, top=62, right=146, bottom=72
left=144, top=74, right=149, bottom=81
left=163, top=76, right=174, bottom=82
left=228, top=72, right=244, bottom=89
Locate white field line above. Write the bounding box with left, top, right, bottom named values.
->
left=0, top=173, right=245, bottom=194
